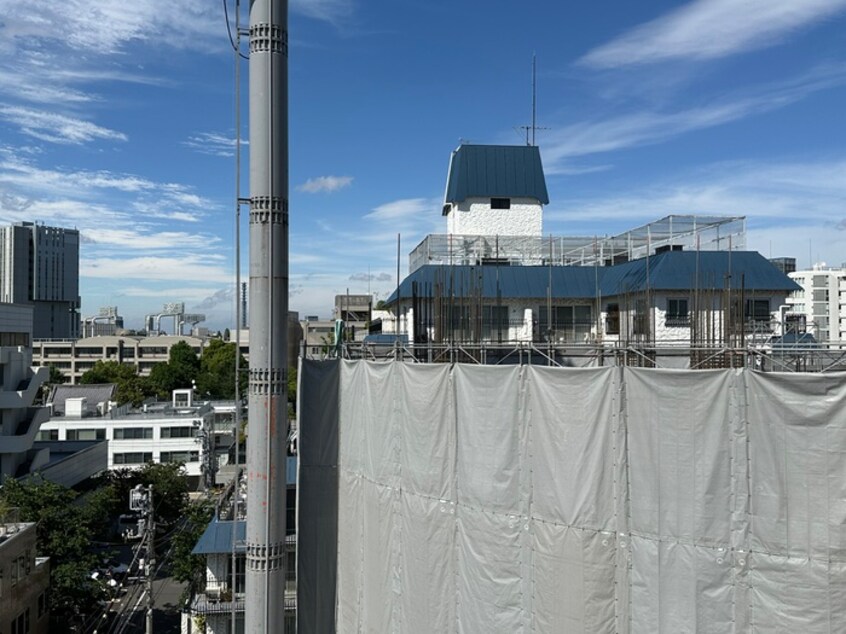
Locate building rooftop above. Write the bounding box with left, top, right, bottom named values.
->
left=444, top=144, right=549, bottom=207
left=388, top=251, right=800, bottom=304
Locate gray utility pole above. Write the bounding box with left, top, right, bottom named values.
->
left=130, top=484, right=155, bottom=634
left=245, top=0, right=288, bottom=632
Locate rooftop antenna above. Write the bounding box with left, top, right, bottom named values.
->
left=517, top=54, right=549, bottom=146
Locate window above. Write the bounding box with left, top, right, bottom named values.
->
left=113, top=427, right=153, bottom=440
left=490, top=197, right=511, bottom=209
left=12, top=608, right=30, bottom=634
left=160, top=451, right=199, bottom=463
left=66, top=428, right=106, bottom=441
left=605, top=303, right=620, bottom=335
left=481, top=305, right=509, bottom=341
left=666, top=298, right=690, bottom=327
left=745, top=299, right=770, bottom=323
left=633, top=299, right=650, bottom=335
left=37, top=429, right=58, bottom=441
left=113, top=452, right=152, bottom=465
left=37, top=591, right=48, bottom=618
left=538, top=305, right=593, bottom=342
left=161, top=426, right=194, bottom=439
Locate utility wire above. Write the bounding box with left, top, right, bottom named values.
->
left=223, top=0, right=250, bottom=60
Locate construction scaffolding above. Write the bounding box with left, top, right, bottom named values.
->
left=409, top=215, right=746, bottom=273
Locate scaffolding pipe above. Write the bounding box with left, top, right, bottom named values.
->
left=245, top=0, right=288, bottom=632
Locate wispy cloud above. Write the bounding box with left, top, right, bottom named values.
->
left=0, top=0, right=220, bottom=56
left=290, top=0, right=355, bottom=26
left=0, top=106, right=127, bottom=145
left=580, top=0, right=846, bottom=68
left=297, top=175, right=354, bottom=193
left=82, top=255, right=232, bottom=283
left=183, top=132, right=246, bottom=158
left=546, top=158, right=846, bottom=226
left=364, top=197, right=438, bottom=222
left=81, top=229, right=218, bottom=251
left=542, top=64, right=846, bottom=173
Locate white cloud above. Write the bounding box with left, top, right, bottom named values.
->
left=290, top=0, right=355, bottom=26
left=82, top=255, right=232, bottom=283
left=545, top=159, right=846, bottom=247
left=364, top=197, right=437, bottom=222
left=542, top=64, right=846, bottom=173
left=0, top=106, right=127, bottom=145
left=81, top=229, right=219, bottom=251
left=580, top=0, right=846, bottom=68
left=297, top=175, right=354, bottom=193
left=183, top=132, right=246, bottom=158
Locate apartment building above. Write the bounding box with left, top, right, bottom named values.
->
left=0, top=516, right=50, bottom=634
left=36, top=389, right=236, bottom=481
left=786, top=265, right=846, bottom=347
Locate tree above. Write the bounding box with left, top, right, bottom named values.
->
left=94, top=462, right=190, bottom=528
left=148, top=341, right=200, bottom=398
left=170, top=498, right=215, bottom=594
left=80, top=360, right=156, bottom=406
left=195, top=339, right=247, bottom=400
left=287, top=366, right=297, bottom=411
left=0, top=476, right=113, bottom=622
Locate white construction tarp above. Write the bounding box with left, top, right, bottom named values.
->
left=297, top=361, right=846, bottom=633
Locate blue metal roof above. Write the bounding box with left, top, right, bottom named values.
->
left=444, top=145, right=549, bottom=205
left=599, top=251, right=802, bottom=295
left=388, top=265, right=604, bottom=303
left=387, top=252, right=800, bottom=304
left=192, top=520, right=245, bottom=555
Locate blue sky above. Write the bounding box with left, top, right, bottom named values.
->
left=0, top=0, right=845, bottom=331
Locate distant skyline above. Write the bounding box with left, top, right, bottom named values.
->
left=0, top=0, right=844, bottom=331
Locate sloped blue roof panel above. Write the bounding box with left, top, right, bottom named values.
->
left=386, top=253, right=800, bottom=305
left=445, top=145, right=549, bottom=205
left=192, top=520, right=245, bottom=555
left=387, top=265, right=604, bottom=303
left=599, top=251, right=802, bottom=295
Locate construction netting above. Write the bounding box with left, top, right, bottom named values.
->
left=297, top=360, right=846, bottom=633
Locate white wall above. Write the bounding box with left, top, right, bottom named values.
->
left=446, top=197, right=543, bottom=237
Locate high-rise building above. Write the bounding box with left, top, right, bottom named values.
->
left=0, top=222, right=80, bottom=339
left=787, top=265, right=846, bottom=347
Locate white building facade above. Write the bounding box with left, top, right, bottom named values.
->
left=37, top=390, right=236, bottom=479
left=786, top=266, right=846, bottom=347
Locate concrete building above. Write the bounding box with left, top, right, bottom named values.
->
left=0, top=222, right=80, bottom=339
left=0, top=515, right=50, bottom=634
left=36, top=389, right=236, bottom=482
left=32, top=334, right=207, bottom=384
left=0, top=303, right=50, bottom=479
left=786, top=265, right=846, bottom=347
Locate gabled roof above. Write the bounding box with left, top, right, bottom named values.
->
left=444, top=145, right=549, bottom=206
left=386, top=251, right=800, bottom=304
left=192, top=519, right=245, bottom=555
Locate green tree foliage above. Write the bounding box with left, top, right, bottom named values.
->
left=287, top=366, right=297, bottom=411
left=47, top=364, right=67, bottom=385
left=170, top=498, right=215, bottom=593
left=94, top=462, right=190, bottom=528
left=0, top=476, right=114, bottom=621
left=149, top=341, right=201, bottom=398
left=79, top=360, right=156, bottom=406
left=195, top=339, right=248, bottom=400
